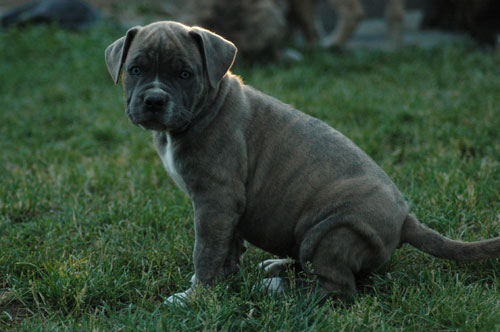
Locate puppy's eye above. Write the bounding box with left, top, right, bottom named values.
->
left=180, top=71, right=191, bottom=79
left=129, top=66, right=141, bottom=76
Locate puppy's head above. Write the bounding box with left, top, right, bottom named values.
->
left=105, top=21, right=237, bottom=132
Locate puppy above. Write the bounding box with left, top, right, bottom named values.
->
left=105, top=21, right=500, bottom=304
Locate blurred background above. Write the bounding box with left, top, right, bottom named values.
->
left=1, top=1, right=499, bottom=330
left=1, top=0, right=499, bottom=57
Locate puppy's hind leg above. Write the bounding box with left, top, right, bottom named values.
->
left=254, top=258, right=295, bottom=295
left=299, top=219, right=388, bottom=302
left=306, top=231, right=358, bottom=302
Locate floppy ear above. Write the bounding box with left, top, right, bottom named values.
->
left=105, top=26, right=141, bottom=84
left=189, top=27, right=237, bottom=88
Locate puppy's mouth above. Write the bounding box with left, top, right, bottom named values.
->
left=136, top=119, right=169, bottom=131
left=127, top=103, right=191, bottom=132
left=127, top=111, right=169, bottom=131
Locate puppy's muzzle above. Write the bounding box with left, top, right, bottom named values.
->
left=143, top=88, right=169, bottom=113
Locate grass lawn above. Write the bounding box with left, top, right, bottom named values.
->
left=1, top=23, right=499, bottom=331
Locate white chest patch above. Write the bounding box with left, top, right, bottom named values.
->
left=160, top=133, right=188, bottom=194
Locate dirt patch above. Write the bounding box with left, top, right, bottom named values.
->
left=0, top=291, right=32, bottom=328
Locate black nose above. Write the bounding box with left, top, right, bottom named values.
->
left=144, top=90, right=168, bottom=112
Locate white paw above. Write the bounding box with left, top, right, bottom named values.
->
left=258, top=258, right=294, bottom=276
left=254, top=277, right=286, bottom=294
left=164, top=287, right=194, bottom=306
left=164, top=274, right=197, bottom=306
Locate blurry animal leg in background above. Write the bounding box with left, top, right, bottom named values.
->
left=288, top=0, right=320, bottom=46
left=322, top=0, right=365, bottom=50
left=386, top=0, right=405, bottom=48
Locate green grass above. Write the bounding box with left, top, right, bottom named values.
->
left=1, top=23, right=499, bottom=331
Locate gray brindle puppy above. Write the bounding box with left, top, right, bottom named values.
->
left=105, top=21, right=500, bottom=304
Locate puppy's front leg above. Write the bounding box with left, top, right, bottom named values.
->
left=193, top=203, right=242, bottom=286
left=165, top=207, right=242, bottom=306
left=222, top=233, right=246, bottom=276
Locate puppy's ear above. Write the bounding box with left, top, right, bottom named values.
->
left=105, top=27, right=141, bottom=84
left=189, top=27, right=237, bottom=88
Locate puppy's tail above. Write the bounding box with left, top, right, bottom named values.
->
left=401, top=214, right=500, bottom=261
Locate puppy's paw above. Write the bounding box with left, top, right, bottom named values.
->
left=258, top=258, right=294, bottom=276
left=254, top=277, right=287, bottom=295
left=164, top=287, right=194, bottom=307
left=164, top=274, right=197, bottom=307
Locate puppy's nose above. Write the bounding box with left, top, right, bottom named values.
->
left=144, top=90, right=168, bottom=112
